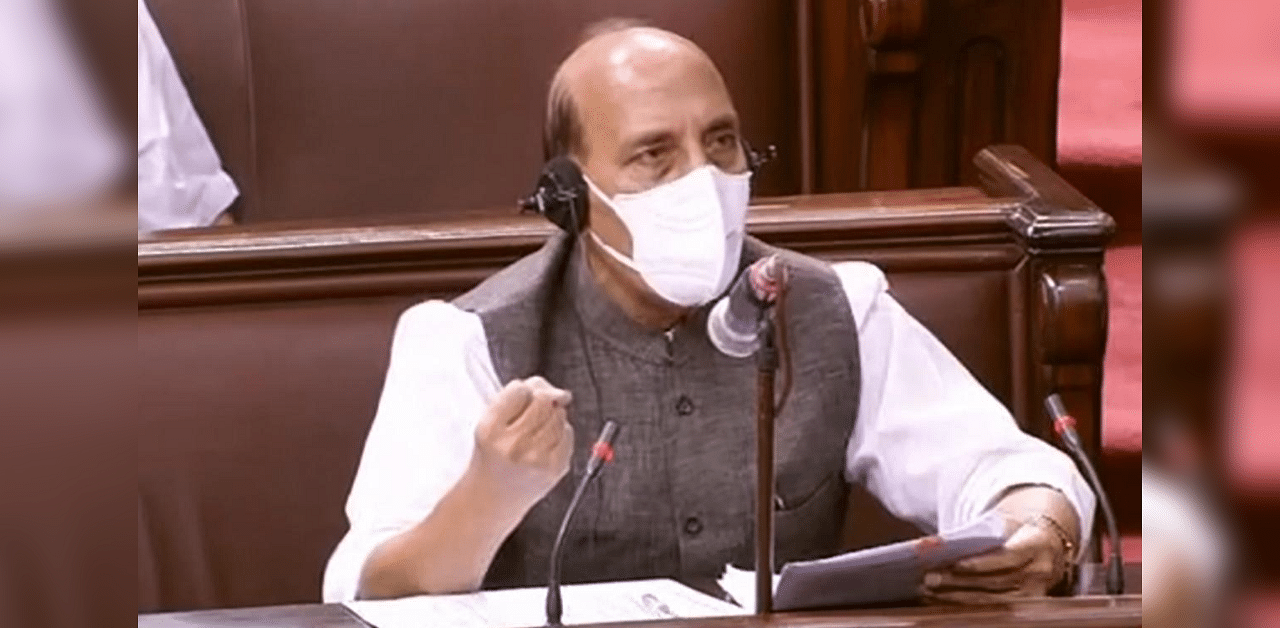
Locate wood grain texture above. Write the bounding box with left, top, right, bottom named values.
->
left=139, top=0, right=1063, bottom=224
left=807, top=1, right=1062, bottom=193
left=139, top=144, right=1113, bottom=465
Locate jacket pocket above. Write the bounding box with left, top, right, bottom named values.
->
left=772, top=471, right=847, bottom=565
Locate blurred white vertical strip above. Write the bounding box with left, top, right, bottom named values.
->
left=137, top=0, right=238, bottom=234
left=0, top=0, right=125, bottom=215
left=1142, top=465, right=1234, bottom=628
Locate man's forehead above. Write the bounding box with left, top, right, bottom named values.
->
left=563, top=27, right=704, bottom=76
left=558, top=27, right=734, bottom=132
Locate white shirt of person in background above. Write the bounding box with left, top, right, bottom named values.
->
left=0, top=0, right=125, bottom=214
left=138, top=0, right=238, bottom=234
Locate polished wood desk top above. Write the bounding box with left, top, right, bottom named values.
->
left=140, top=565, right=1141, bottom=628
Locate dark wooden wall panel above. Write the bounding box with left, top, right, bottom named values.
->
left=137, top=0, right=1064, bottom=226
left=810, top=0, right=1062, bottom=193
left=145, top=0, right=801, bottom=223
left=955, top=37, right=1008, bottom=184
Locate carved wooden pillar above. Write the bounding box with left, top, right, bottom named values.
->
left=1035, top=264, right=1109, bottom=469
left=974, top=146, right=1114, bottom=491
left=974, top=145, right=1114, bottom=555
left=859, top=0, right=926, bottom=191
left=1142, top=140, right=1239, bottom=481
left=807, top=0, right=1062, bottom=193
left=916, top=0, right=1063, bottom=188
left=808, top=0, right=865, bottom=193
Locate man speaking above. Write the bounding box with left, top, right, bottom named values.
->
left=324, top=22, right=1095, bottom=606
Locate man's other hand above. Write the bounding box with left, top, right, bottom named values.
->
left=471, top=377, right=574, bottom=510
left=921, top=486, right=1078, bottom=604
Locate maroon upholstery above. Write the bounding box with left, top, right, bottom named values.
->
left=138, top=298, right=407, bottom=611
left=0, top=238, right=135, bottom=628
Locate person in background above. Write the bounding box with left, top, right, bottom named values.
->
left=0, top=0, right=125, bottom=217
left=137, top=0, right=238, bottom=234
left=325, top=21, right=1096, bottom=605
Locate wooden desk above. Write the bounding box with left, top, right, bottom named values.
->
left=137, top=596, right=1141, bottom=628
left=139, top=565, right=1142, bottom=628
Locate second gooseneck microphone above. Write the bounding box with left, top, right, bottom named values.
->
left=545, top=420, right=620, bottom=626
left=1044, top=394, right=1124, bottom=595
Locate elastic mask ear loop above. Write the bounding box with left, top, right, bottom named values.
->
left=582, top=176, right=618, bottom=252
left=582, top=176, right=613, bottom=215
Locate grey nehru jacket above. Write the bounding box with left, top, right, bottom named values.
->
left=452, top=233, right=861, bottom=588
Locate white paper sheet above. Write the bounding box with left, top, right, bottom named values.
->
left=721, top=510, right=1011, bottom=612
left=345, top=578, right=748, bottom=628
left=716, top=566, right=779, bottom=611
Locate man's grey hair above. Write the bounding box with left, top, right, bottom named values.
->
left=542, top=18, right=652, bottom=161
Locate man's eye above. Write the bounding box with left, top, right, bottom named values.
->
left=634, top=147, right=666, bottom=165
left=711, top=133, right=738, bottom=150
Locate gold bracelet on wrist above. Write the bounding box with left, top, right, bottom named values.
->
left=1029, top=513, right=1077, bottom=559
left=1025, top=513, right=1078, bottom=587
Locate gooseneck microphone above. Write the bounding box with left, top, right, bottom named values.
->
left=707, top=255, right=784, bottom=358
left=546, top=421, right=620, bottom=626
left=1044, top=394, right=1124, bottom=595
left=707, top=254, right=789, bottom=613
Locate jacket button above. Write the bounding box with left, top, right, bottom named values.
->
left=683, top=517, right=703, bottom=536
left=675, top=395, right=695, bottom=416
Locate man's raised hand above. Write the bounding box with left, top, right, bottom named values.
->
left=471, top=377, right=575, bottom=510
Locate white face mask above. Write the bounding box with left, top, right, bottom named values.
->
left=586, top=165, right=751, bottom=307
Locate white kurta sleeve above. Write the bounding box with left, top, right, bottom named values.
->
left=0, top=0, right=124, bottom=211
left=137, top=0, right=238, bottom=233
left=322, top=301, right=501, bottom=602
left=835, top=261, right=1096, bottom=549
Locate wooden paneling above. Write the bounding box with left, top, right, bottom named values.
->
left=808, top=1, right=1062, bottom=192
left=146, top=0, right=804, bottom=223
left=141, top=1, right=1064, bottom=225
left=141, top=145, right=1113, bottom=464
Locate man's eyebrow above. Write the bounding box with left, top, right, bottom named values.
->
left=702, top=114, right=739, bottom=135
left=619, top=129, right=677, bottom=155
